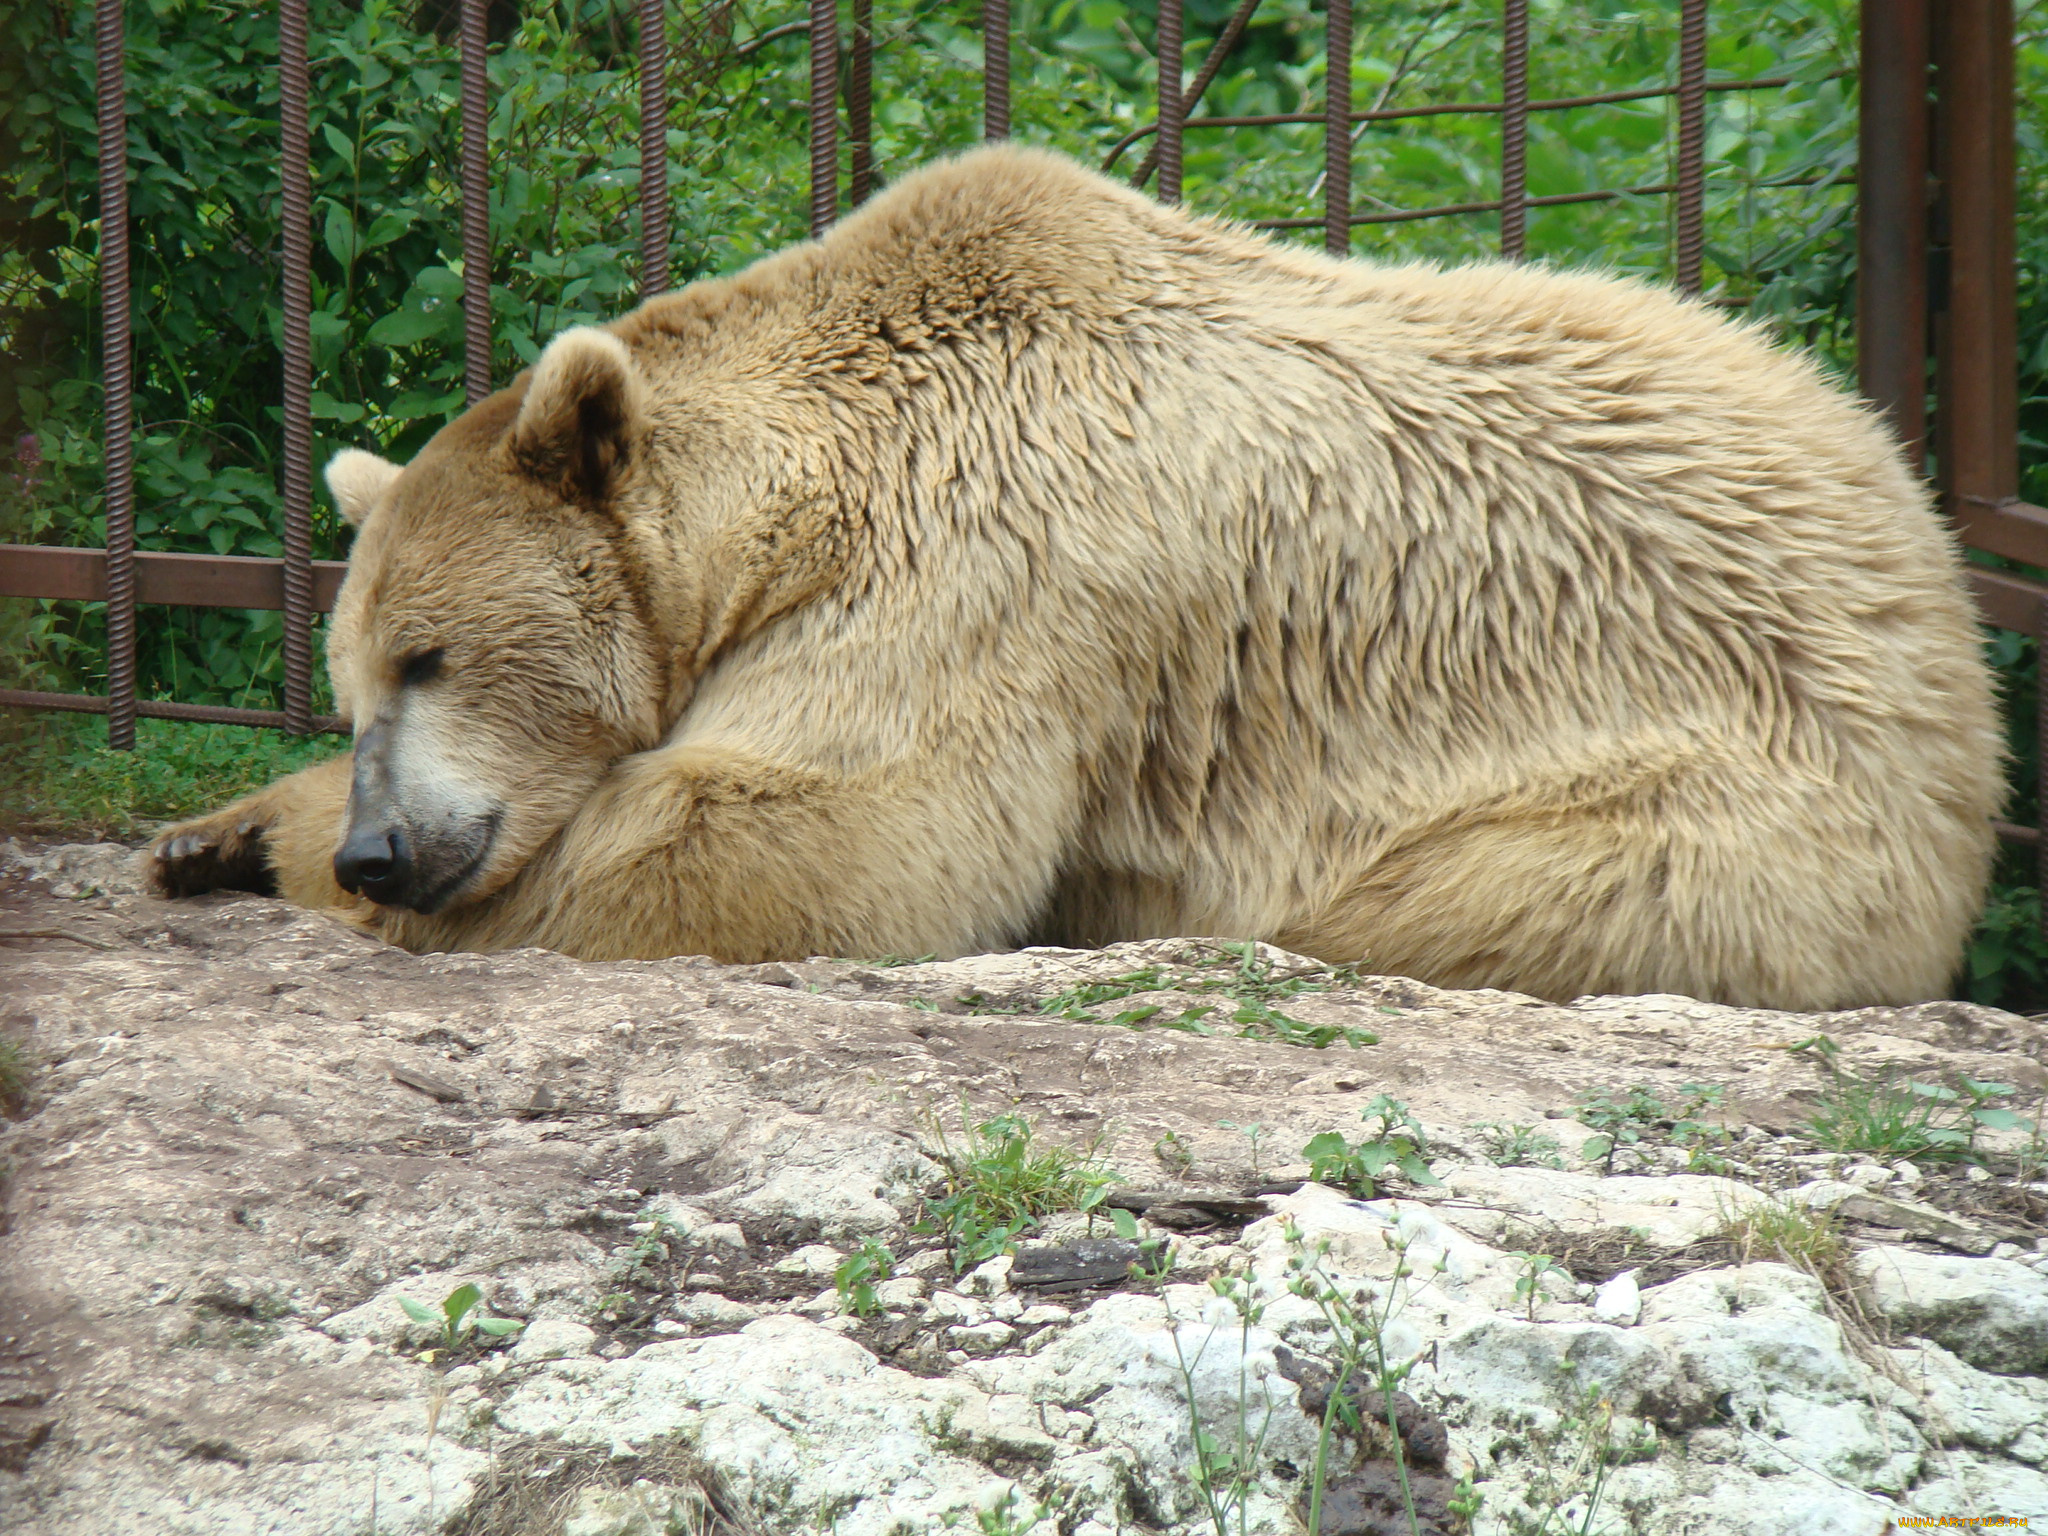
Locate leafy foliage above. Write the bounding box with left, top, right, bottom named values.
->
left=1300, top=1092, right=1442, bottom=1196
left=1790, top=1033, right=2026, bottom=1161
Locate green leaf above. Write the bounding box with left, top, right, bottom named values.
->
left=398, top=1297, right=438, bottom=1325
left=476, top=1317, right=523, bottom=1336
left=1581, top=1134, right=1614, bottom=1162
left=365, top=308, right=445, bottom=347
left=323, top=202, right=360, bottom=268
left=442, top=1282, right=482, bottom=1323
left=1110, top=1207, right=1139, bottom=1241
left=1301, top=1132, right=1350, bottom=1163
left=1971, top=1107, right=2024, bottom=1130
left=320, top=122, right=356, bottom=164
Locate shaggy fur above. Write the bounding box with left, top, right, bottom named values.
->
left=148, top=145, right=2001, bottom=1009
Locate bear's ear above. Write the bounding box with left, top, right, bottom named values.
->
left=508, top=327, right=647, bottom=506
left=325, top=448, right=401, bottom=526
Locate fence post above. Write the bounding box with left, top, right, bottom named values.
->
left=1324, top=0, right=1350, bottom=254
left=279, top=0, right=314, bottom=734
left=1857, top=0, right=1930, bottom=457
left=1499, top=0, right=1528, bottom=258
left=95, top=0, right=136, bottom=750
left=1156, top=0, right=1183, bottom=203
left=809, top=0, right=838, bottom=234
left=459, top=0, right=492, bottom=404
left=639, top=0, right=670, bottom=298
left=984, top=0, right=1009, bottom=140
left=1673, top=0, right=1708, bottom=293
left=1934, top=0, right=2018, bottom=515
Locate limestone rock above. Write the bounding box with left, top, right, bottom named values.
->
left=1854, top=1247, right=2048, bottom=1375
left=4, top=844, right=2047, bottom=1534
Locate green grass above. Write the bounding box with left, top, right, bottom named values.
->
left=917, top=1106, right=1120, bottom=1271
left=1792, top=1034, right=2027, bottom=1162
left=0, top=711, right=337, bottom=842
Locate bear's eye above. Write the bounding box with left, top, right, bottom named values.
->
left=399, top=647, right=445, bottom=687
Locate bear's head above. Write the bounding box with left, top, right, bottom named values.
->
left=320, top=327, right=670, bottom=914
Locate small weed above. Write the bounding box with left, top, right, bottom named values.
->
left=1792, top=1034, right=2025, bottom=1161
left=1722, top=1197, right=1846, bottom=1279
left=612, top=1212, right=688, bottom=1286
left=1509, top=1251, right=1570, bottom=1322
left=1163, top=1269, right=1280, bottom=1536
left=1301, top=1094, right=1442, bottom=1197
left=1154, top=1128, right=1196, bottom=1176
left=917, top=1105, right=1119, bottom=1271
left=1217, top=1119, right=1272, bottom=1179
left=833, top=1240, right=896, bottom=1318
left=1499, top=1371, right=1657, bottom=1536
left=1109, top=1207, right=1177, bottom=1281
left=939, top=1488, right=1063, bottom=1533
left=862, top=953, right=938, bottom=968
left=1573, top=1083, right=1726, bottom=1173
left=1281, top=1217, right=1450, bottom=1536
left=398, top=1282, right=523, bottom=1358
left=1473, top=1121, right=1565, bottom=1169
left=1003, top=942, right=1381, bottom=1051
left=0, top=1036, right=32, bottom=1117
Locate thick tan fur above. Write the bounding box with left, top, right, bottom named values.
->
left=149, top=146, right=2001, bottom=1010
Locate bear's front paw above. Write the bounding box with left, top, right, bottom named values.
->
left=148, top=810, right=279, bottom=899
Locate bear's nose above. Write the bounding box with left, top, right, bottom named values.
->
left=334, top=825, right=412, bottom=905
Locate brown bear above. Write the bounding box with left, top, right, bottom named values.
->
left=148, top=145, right=2000, bottom=1011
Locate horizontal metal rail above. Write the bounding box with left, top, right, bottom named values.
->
left=1099, top=70, right=1843, bottom=169
left=1254, top=170, right=1847, bottom=231
left=0, top=546, right=347, bottom=611
left=0, top=687, right=346, bottom=735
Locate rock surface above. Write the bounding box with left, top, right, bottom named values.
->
left=1, top=841, right=2046, bottom=1534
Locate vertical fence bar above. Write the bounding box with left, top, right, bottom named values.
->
left=278, top=0, right=314, bottom=734
left=983, top=0, right=1010, bottom=140
left=849, top=0, right=874, bottom=203
left=459, top=0, right=491, bottom=404
left=1673, top=0, right=1708, bottom=292
left=94, top=0, right=136, bottom=750
left=809, top=0, right=838, bottom=234
left=639, top=0, right=669, bottom=298
left=1499, top=0, right=1529, bottom=258
left=1323, top=0, right=1351, bottom=254
left=1934, top=0, right=2018, bottom=514
left=1156, top=0, right=1183, bottom=203
left=1858, top=0, right=1930, bottom=456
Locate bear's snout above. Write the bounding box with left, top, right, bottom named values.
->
left=334, top=822, right=411, bottom=906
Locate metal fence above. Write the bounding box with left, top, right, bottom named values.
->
left=0, top=0, right=2037, bottom=814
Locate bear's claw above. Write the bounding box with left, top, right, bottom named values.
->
left=149, top=815, right=279, bottom=900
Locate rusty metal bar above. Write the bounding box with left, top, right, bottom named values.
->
left=639, top=0, right=669, bottom=297
left=1156, top=0, right=1183, bottom=203
left=808, top=0, right=837, bottom=234
left=1934, top=0, right=2019, bottom=532
left=1673, top=0, right=1708, bottom=292
left=1500, top=0, right=1529, bottom=258
left=459, top=0, right=491, bottom=403
left=1858, top=0, right=1930, bottom=456
left=95, top=0, right=135, bottom=751
left=850, top=0, right=874, bottom=202
left=279, top=0, right=313, bottom=735
left=1324, top=0, right=1351, bottom=254
left=1099, top=71, right=1837, bottom=170
left=983, top=0, right=1008, bottom=140
left=1128, top=0, right=1261, bottom=190
left=0, top=688, right=347, bottom=735
left=1253, top=168, right=1843, bottom=230
left=0, top=545, right=347, bottom=610
left=1967, top=565, right=2048, bottom=633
